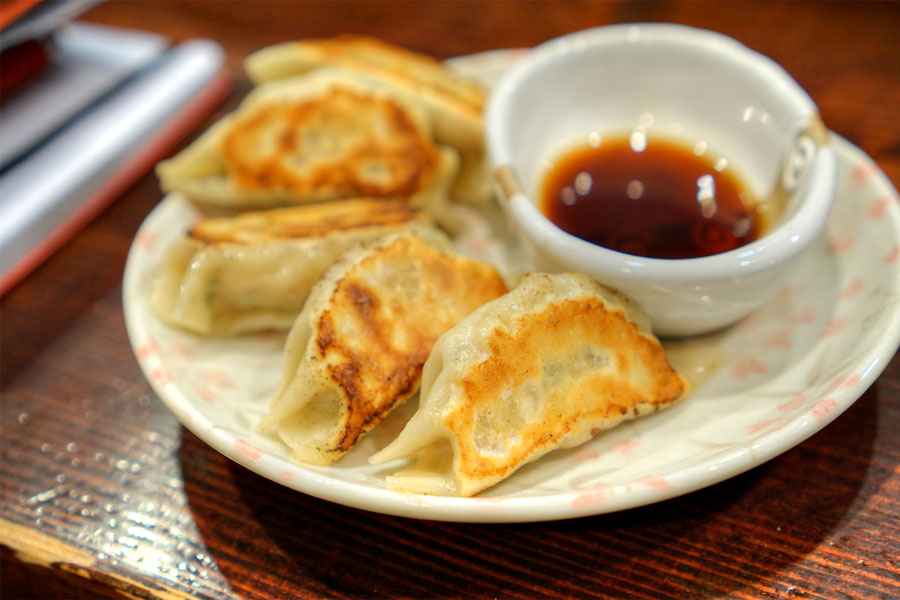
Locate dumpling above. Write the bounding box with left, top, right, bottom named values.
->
left=244, top=35, right=492, bottom=205
left=243, top=35, right=484, bottom=158
left=259, top=232, right=508, bottom=465
left=151, top=199, right=438, bottom=335
left=156, top=67, right=459, bottom=225
left=369, top=272, right=688, bottom=496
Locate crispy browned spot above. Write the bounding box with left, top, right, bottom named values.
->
left=316, top=311, right=336, bottom=352
left=188, top=199, right=423, bottom=245
left=311, top=235, right=508, bottom=455
left=446, top=298, right=686, bottom=482
left=220, top=87, right=438, bottom=200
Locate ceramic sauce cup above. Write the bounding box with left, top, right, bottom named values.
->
left=486, top=23, right=837, bottom=336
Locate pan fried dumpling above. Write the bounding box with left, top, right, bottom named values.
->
left=369, top=272, right=688, bottom=496
left=151, top=199, right=438, bottom=335
left=259, top=232, right=508, bottom=465
left=244, top=35, right=492, bottom=205
left=244, top=35, right=484, bottom=153
left=156, top=68, right=458, bottom=224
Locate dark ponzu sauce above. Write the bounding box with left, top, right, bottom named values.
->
left=540, top=136, right=762, bottom=259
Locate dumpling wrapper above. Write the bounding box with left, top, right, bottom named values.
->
left=156, top=67, right=459, bottom=227
left=150, top=198, right=439, bottom=336
left=259, top=232, right=508, bottom=465
left=244, top=34, right=492, bottom=205
left=369, top=272, right=689, bottom=497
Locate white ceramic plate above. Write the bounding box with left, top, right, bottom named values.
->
left=123, top=52, right=900, bottom=523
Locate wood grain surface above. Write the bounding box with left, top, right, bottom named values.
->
left=2, top=2, right=899, bottom=599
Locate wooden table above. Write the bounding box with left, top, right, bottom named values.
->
left=3, top=2, right=899, bottom=598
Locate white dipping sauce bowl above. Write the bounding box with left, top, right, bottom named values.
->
left=486, top=24, right=838, bottom=337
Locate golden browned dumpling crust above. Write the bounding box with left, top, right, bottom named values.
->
left=260, top=232, right=508, bottom=465
left=221, top=87, right=438, bottom=200
left=445, top=289, right=686, bottom=487
left=155, top=68, right=458, bottom=222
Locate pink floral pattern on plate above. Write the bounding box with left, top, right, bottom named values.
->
left=122, top=51, right=900, bottom=523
